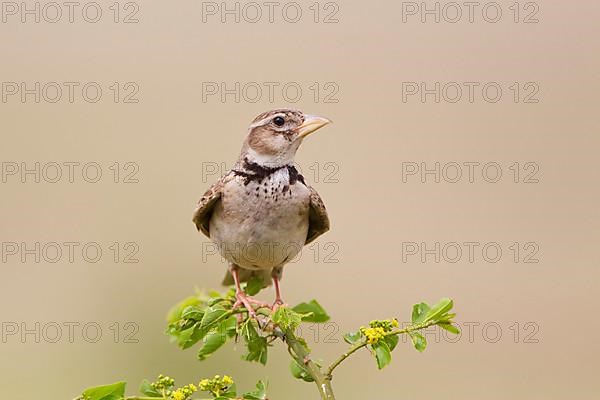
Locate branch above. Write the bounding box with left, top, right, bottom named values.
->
left=74, top=293, right=458, bottom=400
left=326, top=319, right=439, bottom=377
left=126, top=398, right=166, bottom=400
left=281, top=326, right=335, bottom=400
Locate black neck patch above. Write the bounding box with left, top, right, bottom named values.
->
left=233, top=157, right=305, bottom=186
left=287, top=164, right=305, bottom=185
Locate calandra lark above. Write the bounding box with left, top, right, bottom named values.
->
left=193, top=109, right=331, bottom=315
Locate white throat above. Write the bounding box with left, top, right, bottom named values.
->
left=244, top=145, right=299, bottom=168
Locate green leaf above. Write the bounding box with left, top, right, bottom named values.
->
left=290, top=359, right=315, bottom=382
left=167, top=296, right=202, bottom=324
left=220, top=315, right=238, bottom=338
left=343, top=330, right=363, bottom=345
left=174, top=323, right=197, bottom=348
left=208, top=296, right=229, bottom=307
left=423, top=298, right=454, bottom=324
left=243, top=380, right=268, bottom=400
left=243, top=335, right=268, bottom=365
left=292, top=300, right=330, bottom=323
left=181, top=305, right=204, bottom=321
left=409, top=331, right=427, bottom=352
left=181, top=323, right=209, bottom=350
left=372, top=342, right=392, bottom=369
left=245, top=275, right=264, bottom=296
left=439, top=322, right=460, bottom=335
left=221, top=383, right=237, bottom=398
left=239, top=318, right=258, bottom=340
left=272, top=306, right=303, bottom=331
left=411, top=302, right=431, bottom=324
left=81, top=381, right=126, bottom=400
left=442, top=313, right=457, bottom=321
left=138, top=379, right=161, bottom=397
left=197, top=331, right=227, bottom=360
left=200, top=306, right=229, bottom=331
left=240, top=321, right=268, bottom=365
left=383, top=334, right=399, bottom=351
left=239, top=318, right=259, bottom=342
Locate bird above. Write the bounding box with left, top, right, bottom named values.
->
left=193, top=109, right=331, bottom=315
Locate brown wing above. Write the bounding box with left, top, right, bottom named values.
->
left=306, top=187, right=330, bottom=244
left=192, top=173, right=230, bottom=237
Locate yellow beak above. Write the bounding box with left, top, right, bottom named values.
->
left=297, top=115, right=332, bottom=139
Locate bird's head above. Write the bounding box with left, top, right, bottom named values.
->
left=241, top=109, right=331, bottom=168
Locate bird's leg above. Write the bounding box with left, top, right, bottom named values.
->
left=230, top=266, right=268, bottom=321
left=231, top=266, right=258, bottom=319
left=271, top=273, right=286, bottom=311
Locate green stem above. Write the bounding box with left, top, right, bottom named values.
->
left=325, top=320, right=439, bottom=378
left=76, top=396, right=168, bottom=400
left=126, top=397, right=167, bottom=400
left=282, top=327, right=335, bottom=400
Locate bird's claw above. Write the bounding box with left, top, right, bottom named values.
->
left=232, top=291, right=270, bottom=324
left=271, top=299, right=286, bottom=313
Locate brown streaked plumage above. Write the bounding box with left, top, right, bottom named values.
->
left=193, top=109, right=332, bottom=312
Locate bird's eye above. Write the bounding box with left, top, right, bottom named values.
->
left=273, top=116, right=285, bottom=127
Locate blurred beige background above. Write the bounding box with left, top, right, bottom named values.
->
left=1, top=1, right=599, bottom=399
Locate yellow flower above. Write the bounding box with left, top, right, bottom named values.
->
left=171, top=390, right=185, bottom=400
left=199, top=379, right=210, bottom=391
left=198, top=374, right=234, bottom=396
left=361, top=326, right=386, bottom=344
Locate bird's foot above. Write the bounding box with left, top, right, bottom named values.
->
left=271, top=298, right=287, bottom=313
left=232, top=291, right=269, bottom=321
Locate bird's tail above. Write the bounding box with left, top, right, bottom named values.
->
left=222, top=268, right=272, bottom=288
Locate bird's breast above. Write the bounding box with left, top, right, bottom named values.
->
left=209, top=168, right=310, bottom=270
